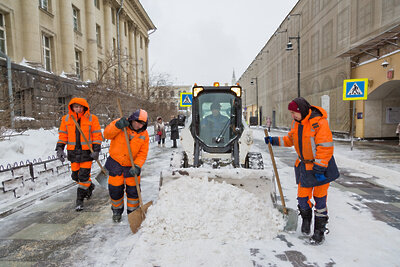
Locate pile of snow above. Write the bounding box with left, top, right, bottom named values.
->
left=141, top=176, right=285, bottom=241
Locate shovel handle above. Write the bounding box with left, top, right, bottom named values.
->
left=116, top=98, right=144, bottom=212
left=70, top=115, right=107, bottom=175
left=264, top=129, right=288, bottom=215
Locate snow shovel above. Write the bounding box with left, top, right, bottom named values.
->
left=116, top=98, right=152, bottom=234
left=70, top=116, right=108, bottom=188
left=264, top=129, right=297, bottom=232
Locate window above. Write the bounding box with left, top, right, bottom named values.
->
left=94, top=0, right=100, bottom=9
left=72, top=6, right=80, bottom=32
left=140, top=35, right=143, bottom=49
left=140, top=58, right=144, bottom=72
left=96, top=24, right=101, bottom=46
left=124, top=22, right=127, bottom=36
left=75, top=50, right=82, bottom=79
left=39, top=0, right=49, bottom=11
left=112, top=38, right=116, bottom=56
left=0, top=13, right=6, bottom=54
left=42, top=34, right=52, bottom=71
left=337, top=8, right=349, bottom=47
left=111, top=8, right=115, bottom=24
left=322, top=20, right=333, bottom=58
left=98, top=61, right=102, bottom=79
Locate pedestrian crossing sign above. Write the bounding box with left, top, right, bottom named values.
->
left=343, top=78, right=368, bottom=100
left=180, top=92, right=193, bottom=107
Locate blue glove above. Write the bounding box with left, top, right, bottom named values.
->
left=115, top=117, right=130, bottom=129
left=315, top=173, right=327, bottom=182
left=129, top=165, right=141, bottom=176
left=264, top=136, right=272, bottom=144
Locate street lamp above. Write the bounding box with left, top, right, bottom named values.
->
left=286, top=33, right=301, bottom=97
left=251, top=77, right=259, bottom=125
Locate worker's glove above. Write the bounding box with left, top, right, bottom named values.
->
left=264, top=136, right=279, bottom=145
left=129, top=165, right=141, bottom=177
left=264, top=136, right=272, bottom=144
left=90, top=151, right=99, bottom=160
left=313, top=164, right=327, bottom=182
left=56, top=148, right=66, bottom=163
left=314, top=173, right=327, bottom=182
left=115, top=117, right=130, bottom=129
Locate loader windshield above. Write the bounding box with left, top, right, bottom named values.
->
left=198, top=93, right=237, bottom=147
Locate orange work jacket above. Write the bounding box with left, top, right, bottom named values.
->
left=104, top=119, right=149, bottom=168
left=57, top=98, right=102, bottom=152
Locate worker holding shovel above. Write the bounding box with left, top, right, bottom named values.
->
left=104, top=109, right=149, bottom=223
left=56, top=97, right=102, bottom=211
left=264, top=97, right=339, bottom=245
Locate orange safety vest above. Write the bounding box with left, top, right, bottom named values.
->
left=104, top=119, right=149, bottom=168
left=57, top=98, right=102, bottom=151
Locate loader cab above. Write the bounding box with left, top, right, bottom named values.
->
left=191, top=83, right=243, bottom=167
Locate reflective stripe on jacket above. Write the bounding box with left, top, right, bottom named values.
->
left=104, top=119, right=149, bottom=168
left=57, top=98, right=102, bottom=152
left=278, top=106, right=339, bottom=187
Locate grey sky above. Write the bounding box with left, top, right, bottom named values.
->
left=140, top=0, right=298, bottom=86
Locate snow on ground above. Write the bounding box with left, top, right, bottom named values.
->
left=1, top=127, right=400, bottom=266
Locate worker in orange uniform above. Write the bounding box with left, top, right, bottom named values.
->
left=265, top=97, right=339, bottom=245
left=56, top=97, right=102, bottom=211
left=104, top=109, right=149, bottom=223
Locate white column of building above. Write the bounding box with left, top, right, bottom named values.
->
left=144, top=37, right=150, bottom=98
left=134, top=27, right=139, bottom=92
left=20, top=1, right=41, bottom=63
left=103, top=1, right=112, bottom=54
left=59, top=0, right=75, bottom=74
left=84, top=0, right=97, bottom=80
left=128, top=22, right=136, bottom=93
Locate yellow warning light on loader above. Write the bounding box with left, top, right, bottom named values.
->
left=230, top=86, right=241, bottom=97
left=193, top=86, right=203, bottom=97
left=213, top=82, right=220, bottom=87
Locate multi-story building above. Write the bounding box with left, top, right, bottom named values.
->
left=239, top=0, right=400, bottom=139
left=0, top=0, right=155, bottom=94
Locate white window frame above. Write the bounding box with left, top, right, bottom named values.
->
left=0, top=13, right=7, bottom=55
left=72, top=6, right=80, bottom=32
left=96, top=24, right=101, bottom=46
left=42, top=34, right=52, bottom=72
left=75, top=50, right=81, bottom=79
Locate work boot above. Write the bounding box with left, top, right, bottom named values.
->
left=85, top=183, right=95, bottom=200
left=310, top=216, right=329, bottom=245
left=112, top=209, right=122, bottom=223
left=75, top=188, right=86, bottom=211
left=298, top=205, right=312, bottom=235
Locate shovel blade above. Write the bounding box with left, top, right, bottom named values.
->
left=95, top=171, right=108, bottom=188
left=275, top=205, right=298, bottom=232
left=128, top=201, right=153, bottom=234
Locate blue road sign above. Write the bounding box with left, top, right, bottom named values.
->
left=180, top=92, right=193, bottom=107
left=343, top=78, right=368, bottom=100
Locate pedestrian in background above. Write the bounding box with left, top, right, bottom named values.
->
left=155, top=117, right=166, bottom=147
left=56, top=97, right=102, bottom=211
left=169, top=115, right=179, bottom=148
left=103, top=109, right=149, bottom=222
left=264, top=97, right=339, bottom=245
left=266, top=117, right=272, bottom=132
left=396, top=122, right=400, bottom=146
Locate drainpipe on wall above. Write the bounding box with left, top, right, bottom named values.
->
left=116, top=0, right=124, bottom=88
left=0, top=51, right=14, bottom=128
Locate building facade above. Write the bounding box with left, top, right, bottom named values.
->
left=239, top=0, right=400, bottom=138
left=0, top=0, right=155, bottom=94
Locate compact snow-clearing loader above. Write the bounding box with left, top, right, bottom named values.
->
left=161, top=83, right=268, bottom=196
left=159, top=83, right=297, bottom=231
